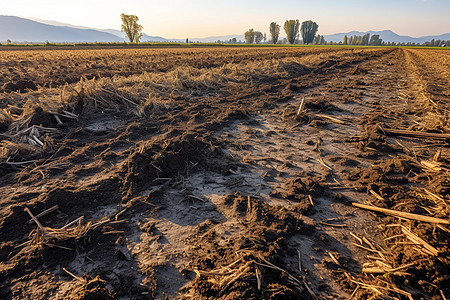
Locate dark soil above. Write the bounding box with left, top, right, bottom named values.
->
left=0, top=46, right=448, bottom=299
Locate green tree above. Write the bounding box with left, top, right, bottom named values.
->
left=343, top=35, right=348, bottom=45
left=370, top=36, right=376, bottom=45
left=369, top=34, right=383, bottom=46
left=354, top=35, right=363, bottom=45
left=348, top=36, right=353, bottom=45
left=314, top=35, right=320, bottom=45
left=269, top=22, right=281, bottom=44
left=300, top=20, right=319, bottom=44
left=244, top=29, right=255, bottom=44
left=121, top=14, right=143, bottom=43
left=254, top=31, right=264, bottom=44
left=362, top=33, right=370, bottom=45
left=314, top=34, right=325, bottom=45
left=284, top=19, right=300, bottom=44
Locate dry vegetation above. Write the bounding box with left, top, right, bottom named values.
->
left=0, top=46, right=449, bottom=299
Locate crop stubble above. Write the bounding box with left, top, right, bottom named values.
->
left=0, top=46, right=448, bottom=299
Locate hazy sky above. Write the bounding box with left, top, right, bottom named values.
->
left=2, top=0, right=450, bottom=38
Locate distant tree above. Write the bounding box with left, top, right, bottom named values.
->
left=362, top=33, right=370, bottom=45
left=320, top=35, right=325, bottom=45
left=352, top=35, right=363, bottom=45
left=254, top=31, right=264, bottom=44
left=121, top=14, right=143, bottom=43
left=314, top=35, right=320, bottom=45
left=314, top=34, right=325, bottom=45
left=369, top=34, right=383, bottom=46
left=350, top=36, right=355, bottom=45
left=245, top=29, right=255, bottom=44
left=269, top=22, right=281, bottom=44
left=313, top=34, right=326, bottom=45
left=186, top=38, right=189, bottom=43
left=6, top=39, right=11, bottom=44
left=343, top=35, right=348, bottom=45
left=300, top=20, right=319, bottom=44
left=230, top=37, right=237, bottom=44
left=284, top=19, right=300, bottom=44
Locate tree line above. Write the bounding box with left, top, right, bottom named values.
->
left=244, top=20, right=324, bottom=45
left=422, top=39, right=448, bottom=47
left=120, top=13, right=448, bottom=47
left=339, top=34, right=448, bottom=47
left=343, top=33, right=383, bottom=46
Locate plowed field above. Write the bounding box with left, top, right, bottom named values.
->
left=0, top=46, right=449, bottom=299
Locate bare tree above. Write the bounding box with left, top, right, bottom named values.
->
left=121, top=14, right=143, bottom=43
left=269, top=22, right=280, bottom=44
left=300, top=20, right=319, bottom=45
left=284, top=20, right=300, bottom=44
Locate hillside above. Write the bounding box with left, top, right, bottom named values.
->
left=1, top=16, right=448, bottom=44
left=0, top=16, right=124, bottom=43
left=28, top=18, right=170, bottom=42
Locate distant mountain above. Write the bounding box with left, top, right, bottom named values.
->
left=99, top=29, right=170, bottom=43
left=28, top=17, right=93, bottom=30
left=2, top=16, right=243, bottom=43
left=176, top=31, right=450, bottom=44
left=323, top=30, right=450, bottom=44
left=1, top=16, right=448, bottom=44
left=190, top=34, right=245, bottom=43
left=27, top=18, right=170, bottom=42
left=0, top=15, right=124, bottom=43
left=419, top=33, right=450, bottom=42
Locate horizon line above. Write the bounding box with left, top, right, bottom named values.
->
left=4, top=15, right=446, bottom=40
